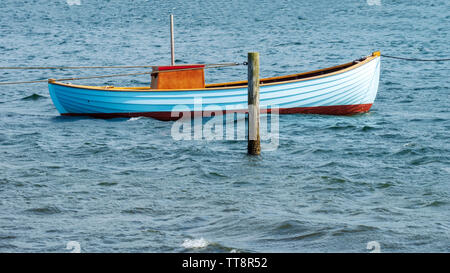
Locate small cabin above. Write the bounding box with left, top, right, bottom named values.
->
left=151, top=64, right=205, bottom=89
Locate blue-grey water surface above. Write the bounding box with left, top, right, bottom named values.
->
left=0, top=0, right=449, bottom=252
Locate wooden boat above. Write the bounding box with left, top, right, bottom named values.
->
left=48, top=52, right=381, bottom=121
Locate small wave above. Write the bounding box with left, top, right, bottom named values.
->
left=425, top=201, right=447, bottom=208
left=318, top=162, right=339, bottom=168
left=332, top=225, right=379, bottom=236
left=403, top=142, right=417, bottom=147
left=276, top=42, right=302, bottom=47
left=21, top=94, right=46, bottom=101
left=320, top=175, right=347, bottom=184
left=409, top=156, right=441, bottom=166
left=121, top=207, right=156, bottom=215
left=361, top=125, right=378, bottom=132
left=376, top=182, right=394, bottom=189
left=327, top=124, right=356, bottom=131
left=98, top=181, right=118, bottom=186
left=0, top=235, right=17, bottom=240
left=25, top=206, right=62, bottom=215
left=127, top=117, right=143, bottom=122
left=272, top=220, right=309, bottom=235
left=380, top=133, right=399, bottom=139
left=0, top=243, right=18, bottom=250
left=232, top=180, right=250, bottom=186
left=181, top=238, right=240, bottom=252
left=0, top=178, right=9, bottom=185
left=277, top=231, right=327, bottom=242
left=182, top=238, right=210, bottom=249
left=394, top=148, right=417, bottom=156
left=202, top=171, right=228, bottom=179
left=143, top=229, right=163, bottom=235
left=312, top=148, right=333, bottom=154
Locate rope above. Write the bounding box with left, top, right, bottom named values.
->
left=0, top=62, right=245, bottom=85
left=381, top=54, right=450, bottom=62
left=150, top=63, right=242, bottom=74
left=0, top=79, right=50, bottom=85
left=0, top=72, right=153, bottom=85
left=0, top=62, right=242, bottom=70
left=0, top=65, right=155, bottom=70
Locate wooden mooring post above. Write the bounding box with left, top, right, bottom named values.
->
left=247, top=52, right=261, bottom=155
left=170, top=14, right=175, bottom=66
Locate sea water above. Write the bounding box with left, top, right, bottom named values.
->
left=0, top=0, right=448, bottom=252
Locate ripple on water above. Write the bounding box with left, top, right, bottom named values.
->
left=121, top=207, right=157, bottom=215
left=97, top=181, right=118, bottom=186
left=424, top=201, right=447, bottom=208
left=331, top=225, right=379, bottom=237
left=21, top=94, right=47, bottom=101
left=320, top=175, right=347, bottom=184
left=257, top=220, right=331, bottom=244
left=24, top=206, right=62, bottom=215
left=375, top=181, right=394, bottom=189
left=0, top=243, right=18, bottom=251
left=409, top=156, right=442, bottom=166
left=0, top=235, right=17, bottom=240
left=201, top=171, right=229, bottom=180
left=326, top=123, right=357, bottom=131
left=271, top=220, right=311, bottom=235
left=360, top=125, right=379, bottom=132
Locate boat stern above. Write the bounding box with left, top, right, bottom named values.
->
left=363, top=52, right=381, bottom=105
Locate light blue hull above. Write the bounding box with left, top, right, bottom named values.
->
left=49, top=54, right=380, bottom=120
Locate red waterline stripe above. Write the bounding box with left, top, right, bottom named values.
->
left=61, top=104, right=373, bottom=121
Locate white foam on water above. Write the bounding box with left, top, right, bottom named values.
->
left=127, top=117, right=143, bottom=122
left=181, top=238, right=209, bottom=249
left=66, top=0, right=82, bottom=6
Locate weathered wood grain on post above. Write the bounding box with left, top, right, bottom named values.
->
left=248, top=52, right=261, bottom=155
left=170, top=14, right=175, bottom=66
